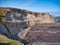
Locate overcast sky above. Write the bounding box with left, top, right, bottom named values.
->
left=0, top=0, right=60, bottom=16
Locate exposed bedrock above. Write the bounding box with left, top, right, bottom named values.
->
left=0, top=8, right=56, bottom=26
left=0, top=7, right=56, bottom=45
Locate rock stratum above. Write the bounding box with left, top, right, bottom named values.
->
left=0, top=7, right=55, bottom=25
left=0, top=7, right=60, bottom=45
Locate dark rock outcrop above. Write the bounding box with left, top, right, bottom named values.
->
left=0, top=7, right=57, bottom=45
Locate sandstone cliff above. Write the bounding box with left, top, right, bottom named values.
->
left=0, top=7, right=56, bottom=45
left=0, top=7, right=55, bottom=26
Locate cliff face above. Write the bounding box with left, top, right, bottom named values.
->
left=0, top=7, right=55, bottom=26
left=0, top=7, right=56, bottom=45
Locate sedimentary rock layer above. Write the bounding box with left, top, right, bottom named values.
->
left=0, top=7, right=55, bottom=26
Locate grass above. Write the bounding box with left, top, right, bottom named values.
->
left=0, top=8, right=7, bottom=16
left=0, top=34, right=24, bottom=45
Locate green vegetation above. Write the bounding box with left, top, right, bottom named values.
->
left=0, top=17, right=6, bottom=23
left=0, top=34, right=24, bottom=45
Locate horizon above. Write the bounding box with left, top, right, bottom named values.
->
left=0, top=0, right=60, bottom=16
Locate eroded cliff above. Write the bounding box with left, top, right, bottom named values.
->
left=0, top=7, right=56, bottom=45
left=0, top=7, right=55, bottom=26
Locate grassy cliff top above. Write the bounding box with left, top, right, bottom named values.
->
left=0, top=7, right=22, bottom=17
left=0, top=8, right=7, bottom=17
left=0, top=7, right=49, bottom=17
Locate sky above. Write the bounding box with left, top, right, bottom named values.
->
left=0, top=0, right=60, bottom=16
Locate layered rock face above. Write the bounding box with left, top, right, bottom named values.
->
left=0, top=7, right=56, bottom=45
left=0, top=7, right=55, bottom=36
left=7, top=9, right=55, bottom=26
left=0, top=8, right=55, bottom=26
left=26, top=13, right=55, bottom=26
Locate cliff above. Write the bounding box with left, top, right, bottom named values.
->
left=0, top=7, right=56, bottom=45
left=0, top=7, right=55, bottom=26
